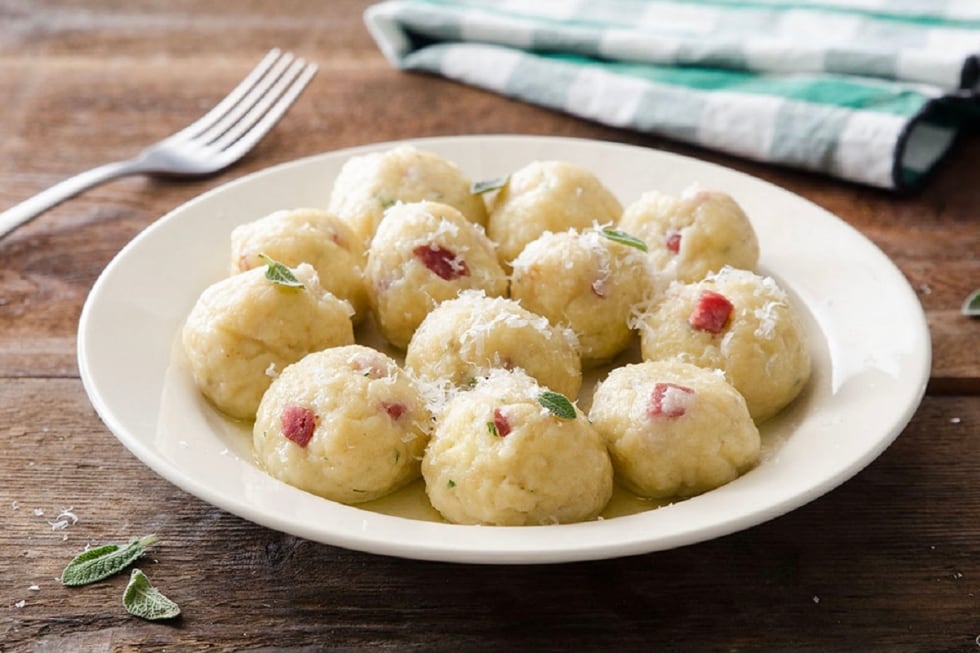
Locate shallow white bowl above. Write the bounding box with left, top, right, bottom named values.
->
left=78, top=135, right=930, bottom=564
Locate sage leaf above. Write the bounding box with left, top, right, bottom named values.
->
left=259, top=253, right=304, bottom=288
left=123, top=569, right=181, bottom=621
left=470, top=175, right=509, bottom=195
left=538, top=391, right=576, bottom=420
left=61, top=535, right=158, bottom=587
left=598, top=228, right=648, bottom=252
left=963, top=289, right=980, bottom=318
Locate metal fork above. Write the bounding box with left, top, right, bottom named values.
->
left=0, top=49, right=317, bottom=240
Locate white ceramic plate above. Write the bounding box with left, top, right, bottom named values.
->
left=77, top=135, right=930, bottom=564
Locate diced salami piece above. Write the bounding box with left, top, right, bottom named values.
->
left=382, top=401, right=407, bottom=421
left=647, top=382, right=695, bottom=419
left=689, top=290, right=733, bottom=334
left=492, top=408, right=512, bottom=437
left=413, top=244, right=470, bottom=280
left=281, top=405, right=317, bottom=447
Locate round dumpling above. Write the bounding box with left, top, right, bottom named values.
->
left=254, top=345, right=431, bottom=504
left=510, top=228, right=653, bottom=367
left=589, top=360, right=760, bottom=499
left=181, top=263, right=355, bottom=420
left=365, top=201, right=507, bottom=349
left=486, top=161, right=622, bottom=269
left=327, top=144, right=488, bottom=246
left=635, top=266, right=810, bottom=422
left=618, top=184, right=759, bottom=282
left=230, top=208, right=369, bottom=323
left=405, top=290, right=582, bottom=399
left=422, top=369, right=613, bottom=525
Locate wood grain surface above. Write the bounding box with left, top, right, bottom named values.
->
left=1, top=2, right=978, bottom=651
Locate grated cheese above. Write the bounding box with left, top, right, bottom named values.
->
left=47, top=507, right=78, bottom=531
left=659, top=383, right=696, bottom=416
left=753, top=301, right=785, bottom=340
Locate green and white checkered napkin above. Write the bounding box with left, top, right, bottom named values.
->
left=365, top=0, right=980, bottom=190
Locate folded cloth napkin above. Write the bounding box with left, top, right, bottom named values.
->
left=365, top=0, right=980, bottom=190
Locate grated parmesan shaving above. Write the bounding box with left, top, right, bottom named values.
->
left=453, top=291, right=557, bottom=347
left=413, top=374, right=460, bottom=417
left=753, top=301, right=785, bottom=339
left=627, top=281, right=673, bottom=332
left=47, top=507, right=78, bottom=531
left=660, top=383, right=696, bottom=415
left=509, top=230, right=556, bottom=272
left=425, top=214, right=462, bottom=240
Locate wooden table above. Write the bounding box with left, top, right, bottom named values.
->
left=2, top=2, right=978, bottom=650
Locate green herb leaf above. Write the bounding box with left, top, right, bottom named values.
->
left=61, top=535, right=159, bottom=587
left=538, top=391, right=576, bottom=420
left=598, top=228, right=648, bottom=252
left=123, top=569, right=181, bottom=621
left=487, top=421, right=499, bottom=437
left=259, top=253, right=304, bottom=288
left=963, top=289, right=980, bottom=318
left=447, top=480, right=456, bottom=488
left=471, top=175, right=509, bottom=195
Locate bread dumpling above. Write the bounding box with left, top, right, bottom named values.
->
left=619, top=185, right=758, bottom=282
left=230, top=208, right=369, bottom=323
left=327, top=144, right=488, bottom=246
left=486, top=160, right=622, bottom=269
left=589, top=360, right=760, bottom=499
left=365, top=201, right=507, bottom=349
left=405, top=290, right=582, bottom=400
left=253, top=345, right=431, bottom=504
left=635, top=266, right=810, bottom=422
left=181, top=263, right=354, bottom=420
left=510, top=228, right=652, bottom=367
left=422, top=369, right=613, bottom=525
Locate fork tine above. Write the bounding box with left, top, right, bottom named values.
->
left=207, top=57, right=312, bottom=153
left=212, top=61, right=318, bottom=166
left=169, top=48, right=285, bottom=143
left=190, top=53, right=297, bottom=147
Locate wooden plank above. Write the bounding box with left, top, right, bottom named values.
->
left=1, top=378, right=977, bottom=650
left=0, top=1, right=978, bottom=649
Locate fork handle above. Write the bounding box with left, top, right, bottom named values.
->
left=0, top=159, right=139, bottom=239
